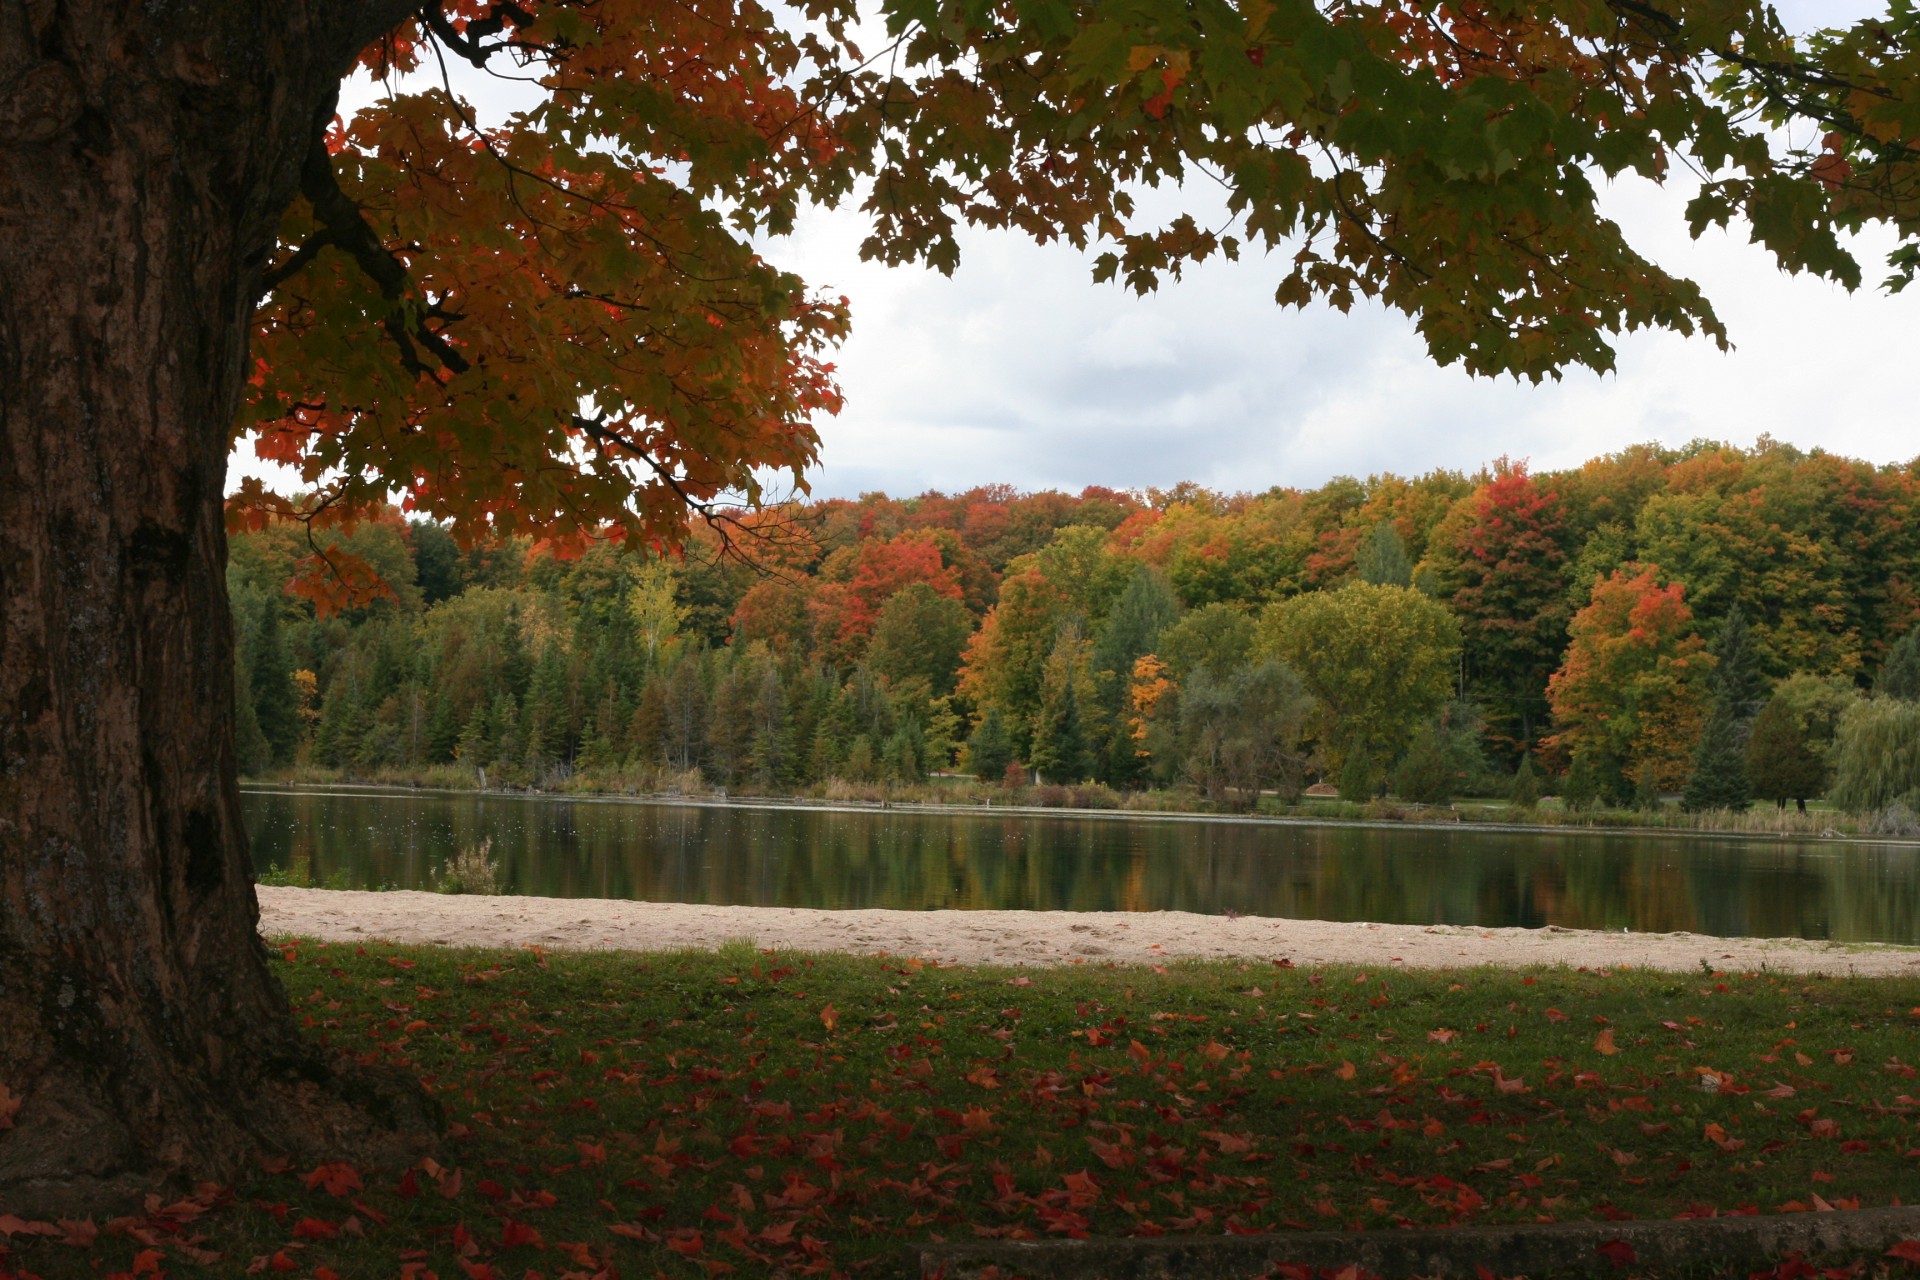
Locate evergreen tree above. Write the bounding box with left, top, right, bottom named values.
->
left=1356, top=522, right=1413, bottom=587
left=1681, top=707, right=1752, bottom=811
left=1747, top=693, right=1827, bottom=811
left=1682, top=607, right=1760, bottom=811
left=660, top=653, right=708, bottom=772
left=965, top=707, right=1016, bottom=782
left=1509, top=753, right=1542, bottom=809
left=233, top=649, right=272, bottom=776
left=242, top=594, right=301, bottom=764
left=1709, top=605, right=1767, bottom=721
left=1030, top=672, right=1094, bottom=783
left=1880, top=627, right=1920, bottom=701
left=1094, top=566, right=1180, bottom=677
left=1391, top=722, right=1456, bottom=804
left=1337, top=745, right=1374, bottom=803
left=627, top=680, right=669, bottom=768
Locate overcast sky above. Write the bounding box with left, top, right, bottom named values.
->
left=781, top=0, right=1910, bottom=499
left=274, top=2, right=1908, bottom=505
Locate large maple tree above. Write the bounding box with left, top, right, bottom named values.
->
left=1, top=0, right=1914, bottom=1213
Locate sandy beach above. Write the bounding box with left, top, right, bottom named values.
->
left=256, top=886, right=1920, bottom=975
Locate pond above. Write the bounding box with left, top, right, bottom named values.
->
left=241, top=787, right=1920, bottom=944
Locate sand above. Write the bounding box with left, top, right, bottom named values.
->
left=255, top=887, right=1920, bottom=976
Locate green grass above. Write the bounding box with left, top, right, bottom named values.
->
left=8, top=947, right=1920, bottom=1279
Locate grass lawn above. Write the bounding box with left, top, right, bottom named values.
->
left=5, top=943, right=1920, bottom=1279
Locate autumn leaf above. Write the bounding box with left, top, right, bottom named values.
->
left=0, top=1082, right=18, bottom=1129
left=1887, top=1239, right=1920, bottom=1264
left=1593, top=1028, right=1619, bottom=1055
left=303, top=1162, right=363, bottom=1197
left=1334, top=1060, right=1357, bottom=1081
left=1597, top=1238, right=1637, bottom=1267
left=819, top=1003, right=838, bottom=1033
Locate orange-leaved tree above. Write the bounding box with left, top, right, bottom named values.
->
left=1546, top=566, right=1713, bottom=801
left=4, top=0, right=1918, bottom=1212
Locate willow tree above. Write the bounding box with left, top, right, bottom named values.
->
left=3, top=0, right=1916, bottom=1212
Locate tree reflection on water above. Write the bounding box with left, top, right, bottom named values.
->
left=243, top=789, right=1920, bottom=944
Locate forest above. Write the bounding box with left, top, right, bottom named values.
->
left=229, top=437, right=1920, bottom=821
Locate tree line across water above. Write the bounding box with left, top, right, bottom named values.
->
left=229, top=437, right=1920, bottom=825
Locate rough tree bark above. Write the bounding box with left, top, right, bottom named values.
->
left=0, top=0, right=435, bottom=1215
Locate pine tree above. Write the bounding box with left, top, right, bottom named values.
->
left=966, top=707, right=1016, bottom=782
left=1709, top=605, right=1767, bottom=721
left=1681, top=607, right=1760, bottom=811
left=1030, top=674, right=1093, bottom=783
left=1681, top=707, right=1752, bottom=811
left=1509, top=754, right=1542, bottom=809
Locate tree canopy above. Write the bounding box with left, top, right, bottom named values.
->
left=232, top=0, right=1920, bottom=601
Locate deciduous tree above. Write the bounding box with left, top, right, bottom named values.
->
left=1256, top=582, right=1461, bottom=781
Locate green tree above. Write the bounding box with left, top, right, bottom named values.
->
left=1830, top=699, right=1920, bottom=814
left=1257, top=583, right=1461, bottom=782
left=1509, top=754, right=1543, bottom=810
left=1681, top=607, right=1760, bottom=812
left=1391, top=723, right=1457, bottom=805
left=1879, top=628, right=1920, bottom=701
left=964, top=707, right=1016, bottom=784
left=1177, top=661, right=1313, bottom=809
left=1681, top=708, right=1752, bottom=812
left=1747, top=693, right=1829, bottom=811
left=1356, top=522, right=1413, bottom=588
left=866, top=582, right=974, bottom=697
left=1156, top=603, right=1257, bottom=682
left=1094, top=565, right=1180, bottom=678
left=1030, top=632, right=1096, bottom=785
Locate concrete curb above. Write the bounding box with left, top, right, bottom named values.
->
left=918, top=1206, right=1920, bottom=1278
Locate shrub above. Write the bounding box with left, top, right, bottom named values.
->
left=437, top=837, right=501, bottom=896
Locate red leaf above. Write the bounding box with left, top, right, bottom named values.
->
left=302, top=1163, right=362, bottom=1197
left=292, top=1216, right=338, bottom=1239
left=1598, top=1238, right=1637, bottom=1267
left=1888, top=1240, right=1920, bottom=1264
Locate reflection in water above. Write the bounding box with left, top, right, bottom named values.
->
left=241, top=788, right=1920, bottom=944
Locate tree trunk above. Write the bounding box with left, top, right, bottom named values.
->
left=0, top=0, right=433, bottom=1216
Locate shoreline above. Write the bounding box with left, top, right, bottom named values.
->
left=240, top=779, right=1915, bottom=851
left=256, top=887, right=1920, bottom=976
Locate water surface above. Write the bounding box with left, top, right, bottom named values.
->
left=241, top=787, right=1920, bottom=944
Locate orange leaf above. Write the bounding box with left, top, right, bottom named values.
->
left=1886, top=1239, right=1920, bottom=1263
left=303, top=1163, right=363, bottom=1197
left=1594, top=1028, right=1619, bottom=1055
left=819, top=1003, right=838, bottom=1033
left=1334, top=1060, right=1357, bottom=1081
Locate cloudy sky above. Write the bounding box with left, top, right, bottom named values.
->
left=281, top=2, right=1909, bottom=505
left=777, top=0, right=1910, bottom=500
